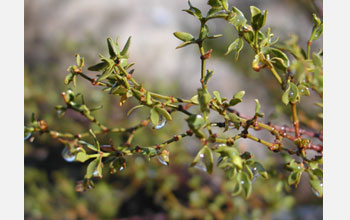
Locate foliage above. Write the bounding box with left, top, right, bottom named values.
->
left=25, top=0, right=323, bottom=219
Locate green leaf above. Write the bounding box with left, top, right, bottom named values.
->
left=289, top=82, right=300, bottom=103
left=107, top=37, right=119, bottom=58
left=121, top=36, right=132, bottom=56
left=212, top=91, right=222, bottom=104
left=173, top=32, right=194, bottom=42
left=97, top=66, right=113, bottom=82
left=183, top=1, right=202, bottom=19
left=229, top=90, right=245, bottom=106
left=75, top=151, right=90, bottom=163
left=232, top=155, right=243, bottom=169
left=150, top=107, right=160, bottom=127
left=175, top=41, right=194, bottom=49
left=225, top=38, right=244, bottom=61
left=221, top=0, right=229, bottom=11
left=146, top=91, right=152, bottom=105
left=251, top=54, right=261, bottom=71
left=75, top=54, right=82, bottom=67
left=155, top=106, right=172, bottom=121
left=282, top=83, right=291, bottom=105
left=309, top=179, right=323, bottom=197
left=85, top=157, right=99, bottom=179
left=231, top=174, right=242, bottom=196
left=254, top=99, right=264, bottom=117
left=241, top=172, right=252, bottom=198
left=88, top=62, right=108, bottom=72
left=203, top=70, right=214, bottom=85
left=298, top=85, right=310, bottom=96
left=198, top=88, right=211, bottom=113
left=64, top=73, right=75, bottom=86
left=229, top=7, right=247, bottom=30
left=186, top=114, right=206, bottom=130
left=227, top=113, right=241, bottom=129
left=127, top=105, right=144, bottom=116
left=262, top=47, right=290, bottom=70
left=199, top=25, right=209, bottom=40
left=288, top=171, right=302, bottom=187
left=250, top=6, right=267, bottom=31
left=252, top=161, right=268, bottom=179
left=191, top=146, right=214, bottom=174
left=190, top=95, right=199, bottom=104
left=207, top=0, right=222, bottom=8
left=78, top=140, right=98, bottom=152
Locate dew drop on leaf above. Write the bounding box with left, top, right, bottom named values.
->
left=24, top=132, right=32, bottom=141
left=289, top=91, right=294, bottom=97
left=194, top=162, right=207, bottom=172
left=155, top=115, right=166, bottom=129
left=93, top=168, right=99, bottom=177
left=157, top=155, right=169, bottom=166
left=61, top=146, right=76, bottom=162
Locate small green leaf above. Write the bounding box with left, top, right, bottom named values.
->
left=250, top=6, right=267, bottom=31
left=127, top=105, right=144, bottom=116
left=107, top=37, right=119, bottom=58
left=198, top=88, right=211, bottom=113
left=282, top=84, right=291, bottom=105
left=121, top=36, right=132, bottom=56
left=191, top=146, right=214, bottom=174
left=146, top=91, right=152, bottom=105
left=227, top=113, right=241, bottom=129
left=75, top=151, right=90, bottom=163
left=229, top=90, right=245, bottom=106
left=298, top=85, right=310, bottom=96
left=175, top=41, right=194, bottom=49
left=309, top=178, right=323, bottom=197
left=241, top=172, right=252, bottom=198
left=150, top=107, right=160, bottom=127
left=207, top=0, right=222, bottom=8
left=232, top=155, right=243, bottom=169
left=173, top=32, right=194, bottom=42
left=254, top=99, right=264, bottom=118
left=203, top=70, right=214, bottom=85
left=190, top=95, right=199, bottom=104
left=186, top=114, right=206, bottom=130
left=212, top=91, right=222, bottom=104
left=78, top=140, right=98, bottom=152
left=75, top=54, right=81, bottom=67
left=64, top=73, right=75, bottom=86
left=85, top=157, right=99, bottom=179
left=288, top=171, right=302, bottom=187
left=155, top=106, right=172, bottom=121
left=183, top=1, right=202, bottom=19
left=225, top=38, right=244, bottom=61
left=88, top=62, right=108, bottom=72
left=262, top=47, right=290, bottom=71
left=97, top=66, right=113, bottom=82
left=252, top=161, right=269, bottom=179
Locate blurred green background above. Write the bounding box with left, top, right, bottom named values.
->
left=24, top=0, right=322, bottom=219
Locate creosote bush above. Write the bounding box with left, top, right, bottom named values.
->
left=25, top=0, right=323, bottom=208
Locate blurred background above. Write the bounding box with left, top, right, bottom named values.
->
left=24, top=0, right=323, bottom=219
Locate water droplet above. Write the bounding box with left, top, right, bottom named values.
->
left=119, top=166, right=125, bottom=171
left=289, top=91, right=294, bottom=97
left=93, top=168, right=99, bottom=177
left=300, top=89, right=304, bottom=93
left=194, top=162, right=207, bottom=172
left=155, top=115, right=166, bottom=129
left=251, top=167, right=260, bottom=184
left=157, top=156, right=169, bottom=166
left=240, top=180, right=245, bottom=185
left=297, top=166, right=301, bottom=169
left=157, top=150, right=170, bottom=166
left=199, top=153, right=204, bottom=158
left=24, top=132, right=32, bottom=140
left=61, top=146, right=76, bottom=162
